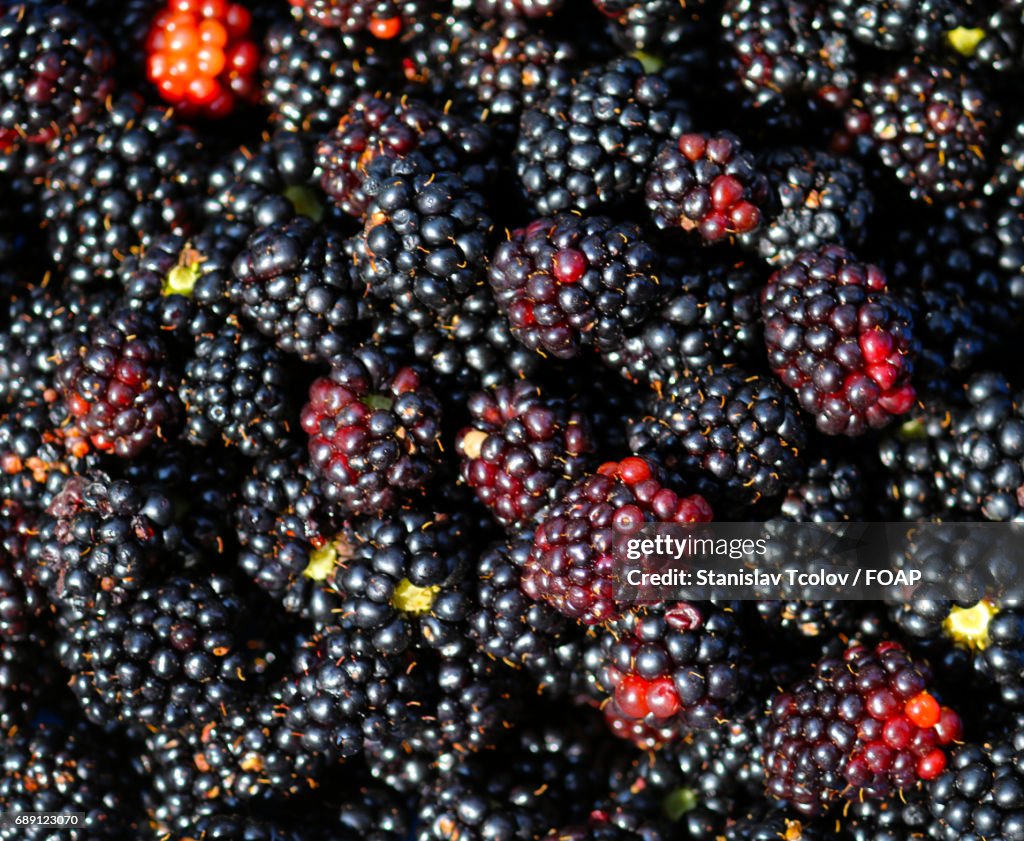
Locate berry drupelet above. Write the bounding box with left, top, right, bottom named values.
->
left=515, top=57, right=685, bottom=215
left=456, top=380, right=595, bottom=529
left=302, top=346, right=443, bottom=516
left=645, top=132, right=769, bottom=243
left=522, top=457, right=713, bottom=625
left=762, top=640, right=962, bottom=815
left=761, top=244, right=918, bottom=436
left=488, top=214, right=668, bottom=360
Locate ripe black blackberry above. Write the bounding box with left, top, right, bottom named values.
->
left=763, top=640, right=962, bottom=815
left=993, top=205, right=1024, bottom=301
left=602, top=251, right=763, bottom=389
left=54, top=306, right=183, bottom=458
left=628, top=367, right=807, bottom=506
left=645, top=131, right=769, bottom=243
left=182, top=320, right=294, bottom=458
left=844, top=64, right=998, bottom=203
left=778, top=454, right=866, bottom=522
left=595, top=0, right=707, bottom=52
left=988, top=117, right=1024, bottom=209
left=452, top=0, right=564, bottom=18
left=0, top=3, right=114, bottom=152
left=301, top=345, right=443, bottom=515
left=828, top=0, right=964, bottom=53
left=488, top=214, right=669, bottom=360
left=756, top=147, right=873, bottom=267
left=352, top=153, right=492, bottom=329
left=967, top=0, right=1024, bottom=76
left=522, top=457, right=713, bottom=625
left=230, top=216, right=372, bottom=362
left=262, top=22, right=386, bottom=135
left=59, top=574, right=259, bottom=733
left=40, top=94, right=205, bottom=285
left=515, top=57, right=685, bottom=215
left=288, top=0, right=434, bottom=35
left=761, top=244, right=918, bottom=436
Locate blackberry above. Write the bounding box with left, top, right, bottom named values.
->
left=40, top=94, right=205, bottom=285
left=351, top=153, right=492, bottom=329
left=627, top=367, right=807, bottom=506
left=522, top=457, right=713, bottom=625
left=456, top=380, right=594, bottom=529
left=757, top=147, right=873, bottom=267
left=602, top=251, right=763, bottom=389
left=301, top=346, right=443, bottom=515
left=591, top=601, right=751, bottom=735
left=288, top=0, right=432, bottom=36
left=719, top=816, right=824, bottom=841
left=841, top=790, right=932, bottom=841
left=488, top=214, right=668, bottom=360
left=992, top=205, right=1024, bottom=301
left=645, top=132, right=769, bottom=243
left=54, top=306, right=183, bottom=458
left=762, top=640, right=962, bottom=815
left=452, top=0, right=564, bottom=19
left=316, top=91, right=497, bottom=219
left=515, top=57, right=685, bottom=215
left=596, top=0, right=707, bottom=52
left=0, top=3, right=114, bottom=151
left=844, top=64, right=998, bottom=203
left=828, top=0, right=964, bottom=53
left=778, top=453, right=866, bottom=522
left=163, top=816, right=311, bottom=840
left=968, top=0, right=1024, bottom=76
left=722, top=0, right=856, bottom=115
left=230, top=216, right=371, bottom=362
left=988, top=117, right=1024, bottom=209
left=261, top=23, right=386, bottom=134
left=182, top=319, right=295, bottom=458
left=59, top=574, right=259, bottom=732
left=761, top=244, right=918, bottom=436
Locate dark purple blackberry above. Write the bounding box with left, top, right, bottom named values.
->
left=182, top=320, right=295, bottom=458
left=0, top=722, right=140, bottom=840
left=58, top=574, right=259, bottom=732
left=261, top=22, right=386, bottom=135
left=601, top=251, right=763, bottom=388
left=515, top=57, right=686, bottom=215
left=54, top=306, right=183, bottom=458
left=778, top=453, right=866, bottom=522
left=722, top=0, right=856, bottom=115
left=230, top=216, right=372, bottom=362
left=844, top=64, right=998, bottom=203
left=0, top=3, right=114, bottom=152
left=28, top=470, right=182, bottom=618
left=757, top=147, right=873, bottom=267
left=456, top=380, right=594, bottom=529
left=316, top=90, right=497, bottom=219
left=452, top=0, right=564, bottom=18
left=301, top=346, right=443, bottom=515
left=488, top=214, right=669, bottom=360
left=40, top=94, right=205, bottom=285
left=645, top=131, right=769, bottom=243
left=351, top=153, right=492, bottom=329
left=761, top=244, right=918, bottom=436
left=522, top=458, right=713, bottom=626
left=763, top=640, right=962, bottom=816
left=628, top=367, right=807, bottom=506
left=828, top=0, right=964, bottom=53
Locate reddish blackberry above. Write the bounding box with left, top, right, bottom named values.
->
left=0, top=3, right=114, bottom=151
left=628, top=367, right=807, bottom=507
left=778, top=454, right=866, bottom=522
left=828, top=0, right=964, bottom=53
left=602, top=251, right=763, bottom=389
left=352, top=153, right=492, bottom=328
left=40, top=94, right=205, bottom=285
left=761, top=245, right=918, bottom=436
left=522, top=457, right=713, bottom=625
left=645, top=132, right=769, bottom=243
left=844, top=64, right=998, bottom=203
left=763, top=640, right=963, bottom=815
left=301, top=346, right=443, bottom=515
left=229, top=216, right=372, bottom=362
left=58, top=574, right=259, bottom=732
left=262, top=22, right=386, bottom=134
left=316, top=91, right=496, bottom=219
left=54, top=306, right=182, bottom=458
left=456, top=380, right=594, bottom=529
left=452, top=0, right=564, bottom=18
left=592, top=601, right=751, bottom=735
left=515, top=57, right=686, bottom=214
left=182, top=319, right=295, bottom=458
left=757, top=147, right=873, bottom=267
left=488, top=214, right=668, bottom=360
